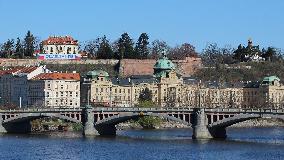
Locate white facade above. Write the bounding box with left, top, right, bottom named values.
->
left=28, top=75, right=80, bottom=108
left=41, top=36, right=79, bottom=54
left=43, top=44, right=79, bottom=54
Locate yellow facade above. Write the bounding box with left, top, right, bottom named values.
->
left=81, top=58, right=284, bottom=109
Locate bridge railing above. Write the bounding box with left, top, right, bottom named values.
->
left=93, top=107, right=194, bottom=112
left=205, top=108, right=284, bottom=114
left=1, top=106, right=284, bottom=114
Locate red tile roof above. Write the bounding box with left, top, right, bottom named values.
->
left=0, top=68, right=22, bottom=76
left=17, top=66, right=39, bottom=74
left=42, top=36, right=78, bottom=45
left=32, top=73, right=80, bottom=81
left=0, top=66, right=39, bottom=76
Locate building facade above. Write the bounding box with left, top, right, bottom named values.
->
left=0, top=66, right=49, bottom=107
left=82, top=56, right=284, bottom=109
left=28, top=73, right=81, bottom=108
left=41, top=36, right=79, bottom=54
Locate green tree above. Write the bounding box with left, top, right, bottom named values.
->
left=135, top=33, right=149, bottom=59
left=1, top=39, right=14, bottom=58
left=23, top=30, right=35, bottom=57
left=262, top=47, right=279, bottom=61
left=15, top=37, right=24, bottom=58
left=115, top=33, right=135, bottom=59
left=233, top=44, right=246, bottom=62
left=137, top=88, right=161, bottom=129
left=96, top=36, right=114, bottom=59
left=138, top=87, right=152, bottom=102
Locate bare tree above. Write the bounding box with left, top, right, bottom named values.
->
left=168, top=43, right=198, bottom=60
left=150, top=40, right=171, bottom=59
left=83, top=38, right=100, bottom=58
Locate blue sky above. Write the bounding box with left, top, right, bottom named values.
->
left=0, top=0, right=283, bottom=51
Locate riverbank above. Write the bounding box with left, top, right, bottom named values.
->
left=116, top=118, right=284, bottom=130
left=229, top=118, right=284, bottom=128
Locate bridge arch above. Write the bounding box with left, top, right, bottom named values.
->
left=95, top=112, right=191, bottom=127
left=3, top=113, right=81, bottom=124
left=207, top=114, right=284, bottom=138
left=209, top=114, right=284, bottom=129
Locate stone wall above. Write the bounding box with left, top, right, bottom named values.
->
left=0, top=57, right=202, bottom=77
left=119, top=57, right=202, bottom=77
left=172, top=57, right=202, bottom=77
left=119, top=59, right=157, bottom=76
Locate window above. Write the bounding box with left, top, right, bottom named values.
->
left=46, top=92, right=50, bottom=97
left=61, top=85, right=64, bottom=89
left=47, top=84, right=51, bottom=89
left=56, top=92, right=58, bottom=97
left=69, top=91, right=73, bottom=97
left=60, top=91, right=64, bottom=97
left=69, top=100, right=73, bottom=106
left=75, top=92, right=78, bottom=97
left=96, top=88, right=98, bottom=93
left=50, top=47, right=53, bottom=53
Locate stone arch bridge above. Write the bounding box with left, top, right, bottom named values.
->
left=0, top=107, right=284, bottom=139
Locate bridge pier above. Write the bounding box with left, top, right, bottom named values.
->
left=0, top=114, right=7, bottom=133
left=192, top=108, right=213, bottom=139
left=82, top=107, right=99, bottom=136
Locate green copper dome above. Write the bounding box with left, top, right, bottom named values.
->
left=153, top=56, right=176, bottom=78
left=153, top=56, right=175, bottom=70
left=262, top=76, right=280, bottom=82
left=86, top=70, right=109, bottom=79
left=261, top=76, right=280, bottom=85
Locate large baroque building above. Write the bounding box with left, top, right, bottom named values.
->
left=82, top=56, right=284, bottom=109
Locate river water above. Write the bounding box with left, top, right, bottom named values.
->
left=0, top=127, right=283, bottom=160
